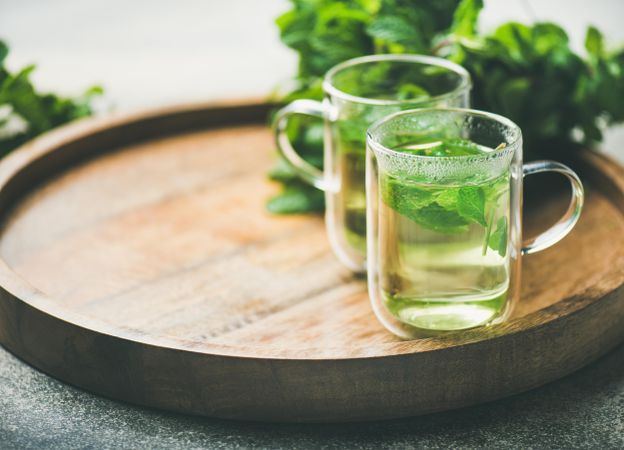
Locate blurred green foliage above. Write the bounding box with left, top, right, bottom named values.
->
left=0, top=40, right=102, bottom=155
left=269, top=0, right=624, bottom=213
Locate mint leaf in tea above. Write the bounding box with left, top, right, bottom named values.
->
left=378, top=139, right=511, bottom=331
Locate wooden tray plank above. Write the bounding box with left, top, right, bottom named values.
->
left=0, top=126, right=275, bottom=263
left=517, top=190, right=624, bottom=317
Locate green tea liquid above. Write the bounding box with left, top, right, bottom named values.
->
left=339, top=146, right=367, bottom=251
left=379, top=139, right=511, bottom=331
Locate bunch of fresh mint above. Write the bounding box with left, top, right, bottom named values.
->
left=0, top=40, right=102, bottom=155
left=269, top=0, right=624, bottom=213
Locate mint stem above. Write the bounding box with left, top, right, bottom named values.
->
left=482, top=207, right=495, bottom=256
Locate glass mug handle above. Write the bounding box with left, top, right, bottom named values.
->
left=273, top=99, right=332, bottom=191
left=522, top=160, right=585, bottom=255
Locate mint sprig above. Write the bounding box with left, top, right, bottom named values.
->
left=381, top=138, right=509, bottom=257
left=488, top=217, right=508, bottom=257
left=0, top=40, right=102, bottom=156
left=457, top=186, right=486, bottom=226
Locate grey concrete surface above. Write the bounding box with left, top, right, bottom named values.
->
left=1, top=342, right=623, bottom=449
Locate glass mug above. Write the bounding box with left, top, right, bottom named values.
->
left=366, top=108, right=584, bottom=338
left=274, top=54, right=471, bottom=272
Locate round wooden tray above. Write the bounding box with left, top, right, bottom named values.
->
left=0, top=100, right=623, bottom=423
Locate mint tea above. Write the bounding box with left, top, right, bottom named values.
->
left=378, top=139, right=511, bottom=331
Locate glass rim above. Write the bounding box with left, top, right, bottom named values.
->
left=366, top=107, right=523, bottom=162
left=322, top=54, right=472, bottom=106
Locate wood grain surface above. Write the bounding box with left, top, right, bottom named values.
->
left=0, top=101, right=622, bottom=422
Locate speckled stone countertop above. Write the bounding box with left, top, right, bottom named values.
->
left=1, top=343, right=623, bottom=449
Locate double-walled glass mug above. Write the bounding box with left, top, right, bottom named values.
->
left=274, top=55, right=471, bottom=272
left=366, top=108, right=584, bottom=338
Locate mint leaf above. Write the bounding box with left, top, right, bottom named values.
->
left=382, top=177, right=435, bottom=213
left=409, top=203, right=469, bottom=234
left=457, top=186, right=486, bottom=226
left=0, top=41, right=8, bottom=66
left=396, top=83, right=430, bottom=101
left=266, top=184, right=324, bottom=214
left=268, top=157, right=299, bottom=183
left=434, top=189, right=459, bottom=210
left=488, top=216, right=508, bottom=257
left=367, top=15, right=426, bottom=49
left=585, top=26, right=604, bottom=60
left=450, top=0, right=483, bottom=38
left=499, top=77, right=531, bottom=119
left=368, top=0, right=460, bottom=53
left=337, top=117, right=370, bottom=147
